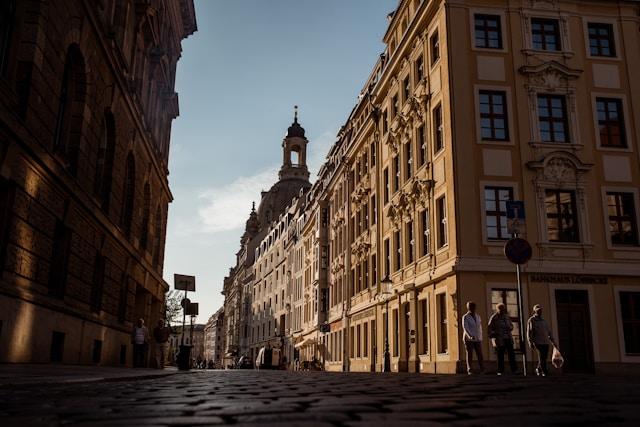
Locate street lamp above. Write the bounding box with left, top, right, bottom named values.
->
left=378, top=275, right=394, bottom=372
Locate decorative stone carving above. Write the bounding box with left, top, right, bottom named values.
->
left=544, top=158, right=576, bottom=182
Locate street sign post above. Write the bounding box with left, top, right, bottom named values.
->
left=506, top=201, right=526, bottom=235
left=186, top=302, right=199, bottom=316
left=174, top=274, right=196, bottom=370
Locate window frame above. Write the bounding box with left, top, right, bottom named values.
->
left=433, top=103, right=444, bottom=153
left=429, top=28, right=440, bottom=67
left=478, top=89, right=510, bottom=142
left=544, top=189, right=580, bottom=243
left=436, top=195, right=448, bottom=249
left=537, top=94, right=570, bottom=143
left=484, top=186, right=514, bottom=241
left=587, top=22, right=616, bottom=58
left=592, top=95, right=631, bottom=151
left=531, top=17, right=562, bottom=52
left=601, top=188, right=640, bottom=250
left=614, top=287, right=640, bottom=362
left=474, top=13, right=503, bottom=50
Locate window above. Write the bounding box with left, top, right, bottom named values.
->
left=491, top=289, right=521, bottom=350
left=363, top=322, right=368, bottom=357
left=49, top=220, right=72, bottom=298
left=588, top=23, right=615, bottom=57
left=607, top=192, right=638, bottom=245
left=437, top=293, right=447, bottom=354
left=433, top=104, right=443, bottom=152
left=417, top=125, right=426, bottom=167
left=356, top=324, right=361, bottom=357
left=121, top=152, right=136, bottom=236
left=383, top=168, right=389, bottom=204
left=383, top=109, right=388, bottom=134
left=484, top=186, right=513, bottom=240
left=474, top=14, right=502, bottom=49
left=394, top=230, right=401, bottom=271
left=620, top=292, right=640, bottom=354
left=415, top=55, right=424, bottom=82
left=370, top=141, right=376, bottom=166
left=371, top=194, right=376, bottom=225
left=393, top=155, right=400, bottom=193
left=392, top=94, right=399, bottom=118
left=403, top=76, right=411, bottom=103
left=531, top=18, right=561, bottom=51
left=545, top=190, right=579, bottom=242
left=0, top=0, right=16, bottom=75
left=95, top=112, right=116, bottom=212
left=404, top=142, right=412, bottom=180
left=406, top=220, right=414, bottom=264
left=479, top=90, right=509, bottom=141
left=597, top=98, right=626, bottom=148
left=371, top=253, right=377, bottom=288
left=140, top=182, right=151, bottom=251
left=430, top=30, right=440, bottom=65
left=90, top=252, right=105, bottom=312
left=538, top=95, right=569, bottom=143
left=393, top=308, right=399, bottom=357
left=420, top=209, right=430, bottom=257
left=384, top=238, right=390, bottom=276
left=420, top=299, right=429, bottom=354
left=437, top=196, right=447, bottom=248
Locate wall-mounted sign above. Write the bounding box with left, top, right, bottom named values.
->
left=530, top=274, right=608, bottom=285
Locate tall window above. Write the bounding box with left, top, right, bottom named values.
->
left=484, top=186, right=513, bottom=240
left=371, top=253, right=376, bottom=288
left=538, top=95, right=569, bottom=143
left=392, top=94, right=400, bottom=118
left=384, top=238, right=390, bottom=276
left=420, top=209, right=430, bottom=257
left=393, top=308, right=399, bottom=357
left=415, top=55, right=424, bottom=82
left=479, top=90, right=509, bottom=141
left=597, top=98, right=626, bottom=148
left=417, top=125, right=426, bottom=167
left=430, top=30, right=440, bottom=65
left=437, top=293, right=447, bottom=354
left=607, top=192, right=638, bottom=246
left=402, top=76, right=410, bottom=103
left=620, top=292, right=640, bottom=355
left=420, top=298, right=429, bottom=354
left=531, top=18, right=561, bottom=51
left=371, top=194, right=376, bottom=225
left=363, top=322, right=368, bottom=357
left=370, top=141, right=376, bottom=166
left=437, top=196, right=447, bottom=248
left=545, top=190, right=579, bottom=242
left=0, top=0, right=16, bottom=75
left=588, top=23, right=616, bottom=57
left=383, top=168, right=389, bottom=204
left=382, top=110, right=388, bottom=134
left=53, top=44, right=86, bottom=176
left=90, top=252, right=105, bottom=312
left=394, top=230, right=401, bottom=272
left=393, top=155, right=400, bottom=193
left=434, top=104, right=443, bottom=152
left=95, top=112, right=116, bottom=212
left=121, top=152, right=136, bottom=236
left=49, top=220, right=72, bottom=298
left=491, top=289, right=521, bottom=350
left=404, top=142, right=412, bottom=180
left=406, top=220, right=414, bottom=264
left=474, top=14, right=502, bottom=49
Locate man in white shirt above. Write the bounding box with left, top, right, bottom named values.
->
left=462, top=301, right=484, bottom=374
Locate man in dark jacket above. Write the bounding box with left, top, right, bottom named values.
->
left=153, top=319, right=170, bottom=369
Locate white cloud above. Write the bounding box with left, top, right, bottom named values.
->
left=197, top=166, right=278, bottom=233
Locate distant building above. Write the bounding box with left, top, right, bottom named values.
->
left=0, top=0, right=196, bottom=366
left=169, top=324, right=205, bottom=364
left=204, top=308, right=224, bottom=367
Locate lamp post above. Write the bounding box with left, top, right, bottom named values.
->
left=378, top=275, right=394, bottom=372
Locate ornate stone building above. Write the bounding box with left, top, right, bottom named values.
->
left=0, top=0, right=196, bottom=365
left=204, top=307, right=224, bottom=367
left=223, top=0, right=640, bottom=374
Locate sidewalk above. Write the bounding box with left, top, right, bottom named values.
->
left=0, top=364, right=183, bottom=387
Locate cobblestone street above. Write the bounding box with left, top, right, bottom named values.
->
left=1, top=370, right=639, bottom=426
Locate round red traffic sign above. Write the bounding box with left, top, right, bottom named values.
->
left=504, top=237, right=532, bottom=265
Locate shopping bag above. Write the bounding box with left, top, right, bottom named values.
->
left=551, top=345, right=564, bottom=369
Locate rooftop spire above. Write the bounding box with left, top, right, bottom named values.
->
left=294, top=105, right=298, bottom=123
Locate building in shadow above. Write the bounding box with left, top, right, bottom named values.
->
left=0, top=0, right=196, bottom=365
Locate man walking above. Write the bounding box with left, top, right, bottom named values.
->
left=153, top=319, right=170, bottom=369
left=131, top=318, right=149, bottom=368
left=462, top=301, right=484, bottom=374
left=527, top=304, right=555, bottom=376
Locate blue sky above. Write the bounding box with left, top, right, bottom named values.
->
left=165, top=0, right=397, bottom=322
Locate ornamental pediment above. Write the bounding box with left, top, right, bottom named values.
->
left=519, top=61, right=582, bottom=90
left=527, top=151, right=593, bottom=183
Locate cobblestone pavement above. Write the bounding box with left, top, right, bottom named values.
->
left=1, top=370, right=639, bottom=426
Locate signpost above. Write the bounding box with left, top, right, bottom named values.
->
left=174, top=274, right=196, bottom=371
left=504, top=201, right=531, bottom=376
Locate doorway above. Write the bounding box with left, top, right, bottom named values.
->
left=555, top=289, right=594, bottom=373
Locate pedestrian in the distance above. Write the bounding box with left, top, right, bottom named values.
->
left=131, top=318, right=150, bottom=368
left=153, top=319, right=170, bottom=369
left=487, top=303, right=518, bottom=375
left=527, top=304, right=555, bottom=376
left=462, top=301, right=484, bottom=375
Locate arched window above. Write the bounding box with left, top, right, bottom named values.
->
left=140, top=182, right=151, bottom=250
left=95, top=111, right=116, bottom=212
left=0, top=0, right=16, bottom=75
left=121, top=152, right=135, bottom=236
left=53, top=44, right=86, bottom=176
left=152, top=204, right=162, bottom=267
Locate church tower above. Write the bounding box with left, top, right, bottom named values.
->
left=279, top=106, right=310, bottom=181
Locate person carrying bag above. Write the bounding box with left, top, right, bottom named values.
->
left=527, top=304, right=557, bottom=376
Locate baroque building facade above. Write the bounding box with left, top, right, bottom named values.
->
left=222, top=0, right=640, bottom=374
left=0, top=0, right=196, bottom=365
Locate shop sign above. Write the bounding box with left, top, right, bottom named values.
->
left=530, top=274, right=608, bottom=285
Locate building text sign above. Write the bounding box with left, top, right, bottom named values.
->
left=530, top=274, right=608, bottom=285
